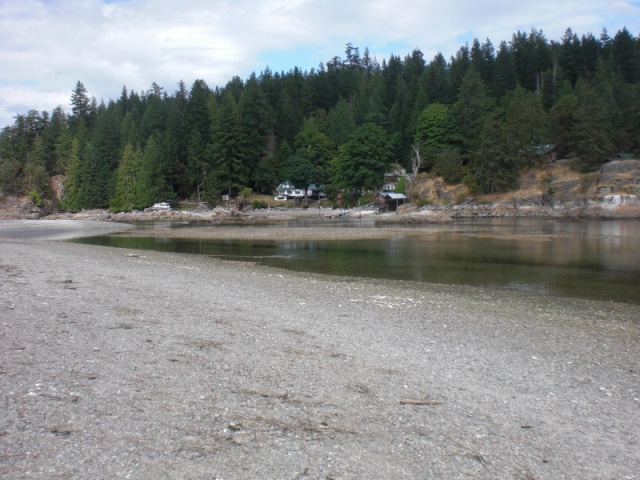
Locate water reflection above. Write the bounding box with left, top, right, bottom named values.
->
left=73, top=219, right=640, bottom=305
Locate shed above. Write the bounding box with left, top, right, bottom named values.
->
left=376, top=192, right=407, bottom=212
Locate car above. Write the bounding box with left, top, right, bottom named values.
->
left=274, top=195, right=287, bottom=201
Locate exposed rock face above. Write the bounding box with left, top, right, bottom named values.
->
left=51, top=175, right=66, bottom=201
left=596, top=160, right=640, bottom=195
left=601, top=194, right=640, bottom=206
left=0, top=196, right=43, bottom=219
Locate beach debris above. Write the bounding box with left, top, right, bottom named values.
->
left=399, top=399, right=442, bottom=405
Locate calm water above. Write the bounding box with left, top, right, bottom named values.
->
left=73, top=218, right=640, bottom=305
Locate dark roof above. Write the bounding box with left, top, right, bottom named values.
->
left=532, top=143, right=557, bottom=155
left=378, top=192, right=407, bottom=200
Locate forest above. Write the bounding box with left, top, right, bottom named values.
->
left=0, top=26, right=639, bottom=211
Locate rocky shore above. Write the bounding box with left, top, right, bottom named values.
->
left=2, top=160, right=639, bottom=224
left=1, top=220, right=639, bottom=478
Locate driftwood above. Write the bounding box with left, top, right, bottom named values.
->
left=399, top=399, right=442, bottom=405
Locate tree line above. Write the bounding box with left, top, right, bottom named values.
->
left=1, top=27, right=639, bottom=210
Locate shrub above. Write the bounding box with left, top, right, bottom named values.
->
left=251, top=199, right=269, bottom=209
left=29, top=190, right=43, bottom=207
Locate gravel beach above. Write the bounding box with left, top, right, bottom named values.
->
left=1, top=220, right=639, bottom=479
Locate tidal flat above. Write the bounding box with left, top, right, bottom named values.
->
left=1, top=219, right=639, bottom=478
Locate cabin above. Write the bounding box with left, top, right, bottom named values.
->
left=521, top=143, right=558, bottom=162
left=376, top=192, right=407, bottom=212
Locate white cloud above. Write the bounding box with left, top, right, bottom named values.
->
left=0, top=0, right=638, bottom=128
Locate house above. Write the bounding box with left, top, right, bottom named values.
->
left=306, top=184, right=327, bottom=199
left=375, top=192, right=407, bottom=212
left=607, top=152, right=635, bottom=162
left=383, top=165, right=409, bottom=192
left=521, top=143, right=558, bottom=162
left=277, top=181, right=327, bottom=199
left=276, top=181, right=305, bottom=199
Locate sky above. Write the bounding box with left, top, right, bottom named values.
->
left=0, top=0, right=639, bottom=128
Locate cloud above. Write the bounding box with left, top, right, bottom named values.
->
left=0, top=0, right=638, bottom=128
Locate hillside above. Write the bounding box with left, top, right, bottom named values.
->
left=401, top=159, right=640, bottom=219
left=2, top=160, right=638, bottom=221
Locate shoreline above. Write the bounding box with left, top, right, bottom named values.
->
left=1, top=226, right=639, bottom=478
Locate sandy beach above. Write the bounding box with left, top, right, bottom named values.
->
left=1, top=219, right=639, bottom=479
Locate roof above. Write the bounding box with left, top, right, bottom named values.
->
left=607, top=152, right=635, bottom=161
left=378, top=192, right=407, bottom=200
left=533, top=143, right=557, bottom=155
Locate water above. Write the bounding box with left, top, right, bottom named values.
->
left=72, top=218, right=640, bottom=305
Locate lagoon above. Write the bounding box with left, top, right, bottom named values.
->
left=73, top=218, right=640, bottom=305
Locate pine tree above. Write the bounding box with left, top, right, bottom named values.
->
left=451, top=67, right=495, bottom=155
left=210, top=91, right=247, bottom=198
left=239, top=73, right=274, bottom=191
left=70, top=81, right=91, bottom=130
left=472, top=117, right=519, bottom=193
left=492, top=41, right=517, bottom=98
left=63, top=136, right=83, bottom=211
left=110, top=142, right=142, bottom=211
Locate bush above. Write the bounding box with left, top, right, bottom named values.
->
left=433, top=150, right=465, bottom=184
left=251, top=199, right=268, bottom=209
left=239, top=187, right=253, bottom=199
left=29, top=190, right=43, bottom=207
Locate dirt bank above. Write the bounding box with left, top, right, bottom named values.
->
left=1, top=223, right=639, bottom=478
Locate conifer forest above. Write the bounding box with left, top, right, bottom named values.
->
left=1, top=27, right=639, bottom=211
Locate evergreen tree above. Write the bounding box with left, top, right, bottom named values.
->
left=450, top=43, right=471, bottom=92
left=559, top=28, right=585, bottom=87
left=549, top=94, right=579, bottom=158
left=23, top=134, right=50, bottom=196
left=504, top=86, right=550, bottom=165
left=451, top=67, right=495, bottom=155
left=238, top=73, right=275, bottom=191
left=70, top=81, right=91, bottom=130
left=423, top=53, right=453, bottom=105
left=571, top=79, right=616, bottom=171
left=63, top=136, right=83, bottom=211
left=415, top=103, right=453, bottom=170
left=110, top=142, right=142, bottom=211
left=322, top=98, right=356, bottom=147
left=492, top=41, right=517, bottom=98
left=136, top=133, right=172, bottom=207
left=330, top=122, right=392, bottom=193
left=472, top=117, right=519, bottom=193
left=611, top=27, right=639, bottom=83
left=210, top=91, right=247, bottom=198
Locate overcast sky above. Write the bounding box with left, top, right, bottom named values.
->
left=1, top=0, right=638, bottom=128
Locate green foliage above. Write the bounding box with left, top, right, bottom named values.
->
left=251, top=199, right=268, bottom=209
left=394, top=176, right=406, bottom=194
left=331, top=122, right=393, bottom=193
left=110, top=142, right=142, bottom=212
left=0, top=27, right=638, bottom=208
left=433, top=150, right=465, bottom=184
left=451, top=67, right=495, bottom=155
left=29, top=190, right=43, bottom=207
left=239, top=187, right=253, bottom=199
left=471, top=118, right=519, bottom=193
left=415, top=103, right=452, bottom=169
left=210, top=91, right=247, bottom=198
